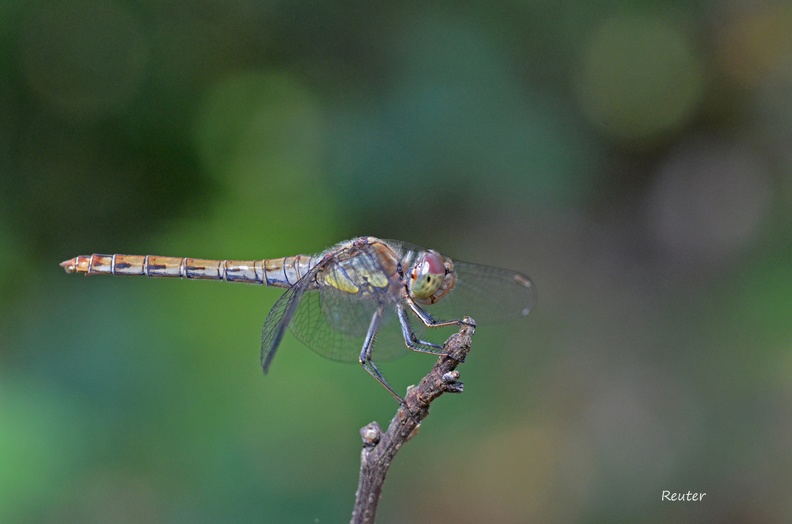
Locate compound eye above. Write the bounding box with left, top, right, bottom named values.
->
left=411, top=251, right=445, bottom=299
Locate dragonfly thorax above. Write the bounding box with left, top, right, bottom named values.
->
left=317, top=238, right=401, bottom=297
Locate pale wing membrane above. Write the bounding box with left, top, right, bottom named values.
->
left=261, top=280, right=310, bottom=373
left=288, top=282, right=409, bottom=363
left=424, top=260, right=536, bottom=325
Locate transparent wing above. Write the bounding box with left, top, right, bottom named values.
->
left=261, top=278, right=311, bottom=373
left=424, top=260, right=536, bottom=325
left=287, top=286, right=409, bottom=363
left=381, top=239, right=536, bottom=325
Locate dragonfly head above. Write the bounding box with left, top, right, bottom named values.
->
left=408, top=250, right=456, bottom=304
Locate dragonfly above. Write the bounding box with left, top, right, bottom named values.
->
left=60, top=236, right=535, bottom=403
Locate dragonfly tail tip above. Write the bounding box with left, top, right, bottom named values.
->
left=60, top=258, right=78, bottom=273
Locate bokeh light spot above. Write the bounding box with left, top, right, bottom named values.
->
left=647, top=138, right=771, bottom=259
left=574, top=14, right=703, bottom=142
left=717, top=4, right=792, bottom=88
left=193, top=71, right=324, bottom=200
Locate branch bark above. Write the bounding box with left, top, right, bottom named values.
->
left=350, top=317, right=476, bottom=524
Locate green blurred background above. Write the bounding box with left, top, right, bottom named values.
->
left=2, top=0, right=791, bottom=522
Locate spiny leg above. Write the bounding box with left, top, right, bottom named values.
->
left=397, top=298, right=476, bottom=359
left=396, top=304, right=446, bottom=355
left=359, top=305, right=405, bottom=404
left=405, top=296, right=476, bottom=330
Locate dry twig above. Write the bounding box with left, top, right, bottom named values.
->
left=350, top=317, right=475, bottom=524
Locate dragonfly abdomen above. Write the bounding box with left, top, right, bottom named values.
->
left=60, top=254, right=317, bottom=288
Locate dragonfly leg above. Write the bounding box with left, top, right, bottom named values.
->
left=405, top=296, right=476, bottom=330
left=396, top=304, right=446, bottom=355
left=360, top=306, right=406, bottom=404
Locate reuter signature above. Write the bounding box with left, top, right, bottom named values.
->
left=662, top=491, right=706, bottom=501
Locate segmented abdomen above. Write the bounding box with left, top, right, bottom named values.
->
left=60, top=254, right=316, bottom=288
